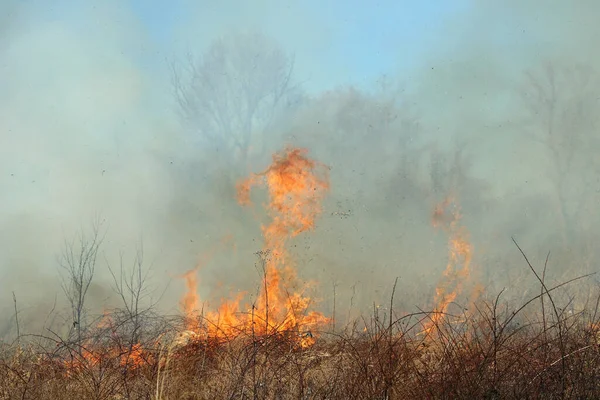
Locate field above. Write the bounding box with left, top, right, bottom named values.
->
left=2, top=147, right=599, bottom=399
left=2, top=287, right=600, bottom=399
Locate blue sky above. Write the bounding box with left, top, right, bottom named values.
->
left=128, top=0, right=471, bottom=93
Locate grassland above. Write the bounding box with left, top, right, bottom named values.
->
left=2, top=273, right=600, bottom=400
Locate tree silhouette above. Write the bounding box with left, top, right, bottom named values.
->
left=519, top=61, right=600, bottom=247
left=172, top=31, right=303, bottom=182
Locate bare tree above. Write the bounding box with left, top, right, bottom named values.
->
left=107, top=243, right=166, bottom=344
left=107, top=248, right=148, bottom=342
left=519, top=62, right=600, bottom=247
left=106, top=244, right=168, bottom=398
left=171, top=31, right=303, bottom=180
left=58, top=219, right=105, bottom=345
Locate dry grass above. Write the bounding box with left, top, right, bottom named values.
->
left=2, top=260, right=600, bottom=399
left=2, top=293, right=600, bottom=399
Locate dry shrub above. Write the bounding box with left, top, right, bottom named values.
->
left=2, top=271, right=600, bottom=399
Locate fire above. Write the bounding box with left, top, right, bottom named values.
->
left=422, top=196, right=476, bottom=336
left=180, top=266, right=201, bottom=329
left=59, top=310, right=155, bottom=376
left=119, top=343, right=145, bottom=369
left=179, top=236, right=235, bottom=331
left=61, top=343, right=151, bottom=376
left=180, top=147, right=331, bottom=347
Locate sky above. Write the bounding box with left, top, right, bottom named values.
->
left=124, top=0, right=469, bottom=92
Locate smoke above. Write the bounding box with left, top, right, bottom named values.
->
left=0, top=1, right=177, bottom=328
left=1, top=1, right=599, bottom=335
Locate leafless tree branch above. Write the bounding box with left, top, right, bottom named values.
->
left=58, top=218, right=106, bottom=346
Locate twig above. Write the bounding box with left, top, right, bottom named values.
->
left=512, top=237, right=567, bottom=395
left=12, top=292, right=20, bottom=342
left=527, top=344, right=596, bottom=388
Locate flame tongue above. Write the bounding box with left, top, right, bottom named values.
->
left=182, top=147, right=331, bottom=346
left=240, top=147, right=330, bottom=337
left=422, top=197, right=475, bottom=337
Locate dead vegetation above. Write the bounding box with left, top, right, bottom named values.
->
left=2, top=265, right=600, bottom=400
left=2, top=147, right=599, bottom=399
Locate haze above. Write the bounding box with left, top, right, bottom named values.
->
left=1, top=0, right=599, bottom=336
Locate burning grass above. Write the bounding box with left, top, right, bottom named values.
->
left=179, top=147, right=330, bottom=348
left=2, top=146, right=600, bottom=398
left=2, top=287, right=600, bottom=399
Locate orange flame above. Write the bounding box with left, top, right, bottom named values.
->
left=181, top=147, right=331, bottom=347
left=62, top=343, right=152, bottom=376
left=422, top=196, right=475, bottom=336
left=179, top=235, right=235, bottom=332
left=180, top=266, right=201, bottom=329
left=61, top=312, right=153, bottom=376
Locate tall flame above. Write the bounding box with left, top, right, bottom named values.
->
left=423, top=196, right=475, bottom=336
left=180, top=266, right=201, bottom=329
left=181, top=147, right=330, bottom=346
